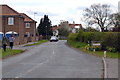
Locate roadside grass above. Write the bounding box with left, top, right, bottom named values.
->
left=67, top=40, right=120, bottom=58
left=83, top=50, right=120, bottom=58
left=67, top=40, right=87, bottom=48
left=0, top=48, right=24, bottom=59
left=24, top=40, right=48, bottom=46
left=0, top=40, right=48, bottom=59
left=59, top=39, right=67, bottom=40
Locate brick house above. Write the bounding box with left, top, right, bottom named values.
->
left=20, top=13, right=37, bottom=43
left=0, top=5, right=37, bottom=45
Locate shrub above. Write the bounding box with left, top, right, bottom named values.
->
left=101, top=32, right=120, bottom=52
left=67, top=30, right=120, bottom=52
left=76, top=30, right=84, bottom=42
left=83, top=32, right=95, bottom=43
left=87, top=45, right=101, bottom=51
left=107, top=47, right=117, bottom=53
left=67, top=33, right=78, bottom=41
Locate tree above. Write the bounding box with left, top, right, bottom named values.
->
left=58, top=27, right=70, bottom=37
left=83, top=4, right=112, bottom=32
left=37, top=18, right=46, bottom=36
left=110, top=13, right=120, bottom=32
left=83, top=27, right=99, bottom=32
left=43, top=15, right=53, bottom=37
left=37, top=15, right=53, bottom=39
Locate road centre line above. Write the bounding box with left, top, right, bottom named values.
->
left=53, top=49, right=55, bottom=55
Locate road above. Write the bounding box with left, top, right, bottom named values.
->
left=2, top=40, right=102, bottom=78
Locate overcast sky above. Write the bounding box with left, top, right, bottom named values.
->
left=1, top=0, right=119, bottom=27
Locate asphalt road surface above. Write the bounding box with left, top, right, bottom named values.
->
left=2, top=40, right=102, bottom=78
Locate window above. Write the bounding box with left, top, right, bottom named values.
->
left=25, top=23, right=30, bottom=28
left=8, top=17, right=14, bottom=25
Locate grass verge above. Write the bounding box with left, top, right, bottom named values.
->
left=0, top=48, right=24, bottom=59
left=24, top=40, right=48, bottom=46
left=67, top=40, right=120, bottom=58
left=67, top=40, right=87, bottom=48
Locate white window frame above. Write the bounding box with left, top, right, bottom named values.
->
left=25, top=23, right=30, bottom=28
left=8, top=17, right=14, bottom=25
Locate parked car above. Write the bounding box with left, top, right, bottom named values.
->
left=50, top=36, right=58, bottom=42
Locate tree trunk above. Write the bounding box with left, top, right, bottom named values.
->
left=101, top=28, right=104, bottom=32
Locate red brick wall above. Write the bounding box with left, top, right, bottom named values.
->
left=1, top=5, right=37, bottom=45
left=2, top=16, right=25, bottom=45
left=24, top=21, right=36, bottom=42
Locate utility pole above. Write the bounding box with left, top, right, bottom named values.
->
left=3, top=16, right=5, bottom=36
left=34, top=12, right=37, bottom=21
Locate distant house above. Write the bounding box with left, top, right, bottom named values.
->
left=0, top=5, right=37, bottom=45
left=59, top=21, right=82, bottom=33
left=69, top=23, right=82, bottom=33
left=52, top=21, right=82, bottom=36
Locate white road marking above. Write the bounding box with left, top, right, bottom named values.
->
left=102, top=57, right=107, bottom=78
left=53, top=50, right=55, bottom=55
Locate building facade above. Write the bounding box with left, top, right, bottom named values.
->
left=0, top=5, right=37, bottom=45
left=20, top=13, right=37, bottom=43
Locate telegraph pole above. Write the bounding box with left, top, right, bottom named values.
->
left=34, top=12, right=37, bottom=20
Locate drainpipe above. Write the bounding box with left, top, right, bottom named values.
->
left=3, top=16, right=5, bottom=36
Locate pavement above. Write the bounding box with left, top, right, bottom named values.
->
left=2, top=40, right=102, bottom=78
left=13, top=42, right=38, bottom=50
left=105, top=58, right=119, bottom=78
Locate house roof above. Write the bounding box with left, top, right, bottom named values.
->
left=0, top=4, right=37, bottom=22
left=69, top=24, right=82, bottom=28
left=20, top=13, right=36, bottom=22
left=0, top=4, right=19, bottom=16
left=52, top=26, right=61, bottom=31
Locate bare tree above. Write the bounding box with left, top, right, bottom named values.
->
left=110, top=13, right=120, bottom=31
left=83, top=4, right=112, bottom=32
left=111, top=13, right=120, bottom=27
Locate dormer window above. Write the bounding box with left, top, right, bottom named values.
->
left=25, top=23, right=30, bottom=28
left=8, top=17, right=14, bottom=25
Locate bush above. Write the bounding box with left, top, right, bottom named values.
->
left=68, top=33, right=78, bottom=41
left=115, top=33, right=120, bottom=52
left=83, top=32, right=95, bottom=43
left=101, top=32, right=119, bottom=52
left=76, top=30, right=84, bottom=42
left=86, top=45, right=101, bottom=51
left=68, top=31, right=120, bottom=52
left=107, top=47, right=117, bottom=53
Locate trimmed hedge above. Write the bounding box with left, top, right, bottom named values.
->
left=68, top=31, right=120, bottom=52
left=67, top=33, right=78, bottom=41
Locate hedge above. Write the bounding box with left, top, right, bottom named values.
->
left=67, top=33, right=78, bottom=41
left=68, top=31, right=120, bottom=52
